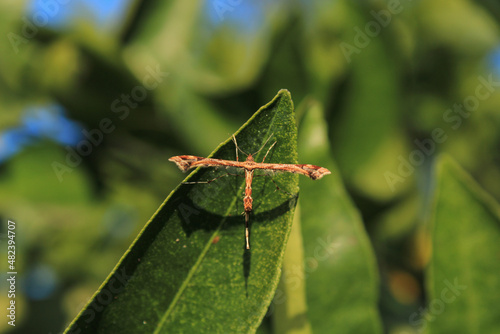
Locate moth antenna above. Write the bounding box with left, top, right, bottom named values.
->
left=261, top=141, right=277, bottom=163
left=232, top=135, right=249, bottom=161
left=252, top=133, right=274, bottom=156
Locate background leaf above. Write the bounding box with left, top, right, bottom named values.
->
left=330, top=0, right=401, bottom=199
left=272, top=204, right=313, bottom=334
left=425, top=155, right=500, bottom=333
left=65, top=89, right=300, bottom=334
left=297, top=101, right=383, bottom=333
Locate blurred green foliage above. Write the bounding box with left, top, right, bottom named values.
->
left=1, top=0, right=500, bottom=333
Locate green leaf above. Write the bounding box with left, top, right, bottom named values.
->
left=425, top=155, right=500, bottom=333
left=297, top=101, right=383, bottom=333
left=331, top=0, right=400, bottom=196
left=272, top=204, right=313, bottom=334
left=64, top=89, right=300, bottom=334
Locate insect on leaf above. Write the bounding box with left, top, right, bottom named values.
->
left=65, top=89, right=304, bottom=334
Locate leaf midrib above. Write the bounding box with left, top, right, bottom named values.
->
left=154, top=187, right=241, bottom=333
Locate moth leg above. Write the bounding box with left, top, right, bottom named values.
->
left=253, top=174, right=294, bottom=197
left=182, top=172, right=241, bottom=184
